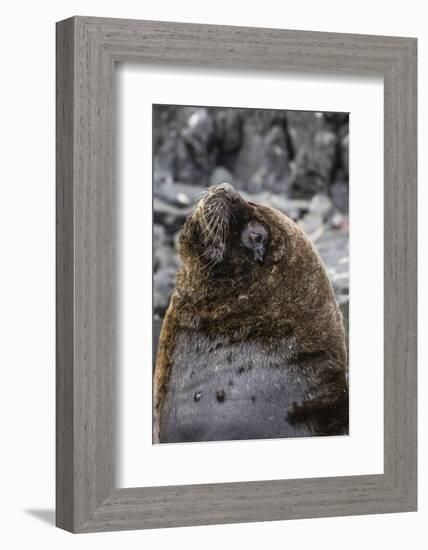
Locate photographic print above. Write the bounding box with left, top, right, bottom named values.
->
left=55, top=18, right=416, bottom=531
left=152, top=104, right=349, bottom=444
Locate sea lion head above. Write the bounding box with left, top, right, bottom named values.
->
left=175, top=183, right=336, bottom=341
left=178, top=183, right=290, bottom=278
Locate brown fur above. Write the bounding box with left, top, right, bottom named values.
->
left=153, top=186, right=347, bottom=441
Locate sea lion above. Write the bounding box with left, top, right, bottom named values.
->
left=153, top=182, right=348, bottom=443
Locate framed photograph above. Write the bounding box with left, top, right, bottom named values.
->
left=56, top=16, right=417, bottom=532
left=151, top=103, right=351, bottom=446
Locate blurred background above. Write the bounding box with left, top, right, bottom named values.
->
left=153, top=105, right=349, bottom=358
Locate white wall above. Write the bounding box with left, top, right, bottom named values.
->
left=0, top=1, right=424, bottom=548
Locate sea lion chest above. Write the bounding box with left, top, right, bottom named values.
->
left=159, top=329, right=313, bottom=443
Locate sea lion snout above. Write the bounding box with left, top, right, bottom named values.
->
left=200, top=183, right=250, bottom=221
left=214, top=181, right=235, bottom=194
left=194, top=184, right=235, bottom=267
left=202, top=182, right=241, bottom=206
left=191, top=183, right=270, bottom=268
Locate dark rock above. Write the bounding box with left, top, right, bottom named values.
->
left=316, top=228, right=349, bottom=309
left=153, top=134, right=176, bottom=187
left=314, top=130, right=337, bottom=179
left=154, top=245, right=179, bottom=274
left=153, top=105, right=189, bottom=150
left=237, top=191, right=309, bottom=221
left=182, top=109, right=214, bottom=158
left=155, top=181, right=205, bottom=207
left=309, top=193, right=334, bottom=221
left=330, top=180, right=349, bottom=213
left=154, top=223, right=178, bottom=272
left=152, top=318, right=164, bottom=369
left=153, top=197, right=193, bottom=233
left=298, top=193, right=333, bottom=236
left=179, top=108, right=216, bottom=183
left=299, top=213, right=324, bottom=236
left=153, top=266, right=177, bottom=317
left=341, top=133, right=349, bottom=177
left=330, top=211, right=346, bottom=230
left=154, top=223, right=168, bottom=247
left=235, top=110, right=290, bottom=193
left=287, top=112, right=338, bottom=197
left=213, top=108, right=242, bottom=154
left=175, top=138, right=209, bottom=186
left=324, top=112, right=349, bottom=130
left=153, top=224, right=178, bottom=273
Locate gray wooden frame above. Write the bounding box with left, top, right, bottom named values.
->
left=56, top=16, right=417, bottom=533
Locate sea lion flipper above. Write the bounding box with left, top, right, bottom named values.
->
left=153, top=297, right=179, bottom=443
left=287, top=358, right=349, bottom=436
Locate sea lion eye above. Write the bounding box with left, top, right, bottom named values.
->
left=249, top=231, right=263, bottom=244
left=241, top=221, right=269, bottom=262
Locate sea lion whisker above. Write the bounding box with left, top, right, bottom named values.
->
left=203, top=208, right=222, bottom=241
left=201, top=254, right=217, bottom=272
left=202, top=209, right=218, bottom=238
left=204, top=220, right=219, bottom=241
left=201, top=245, right=216, bottom=258
left=211, top=216, right=226, bottom=248
left=202, top=202, right=222, bottom=229
left=193, top=188, right=210, bottom=205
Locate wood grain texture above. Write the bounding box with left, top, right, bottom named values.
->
left=56, top=16, right=417, bottom=533
left=56, top=18, right=75, bottom=531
